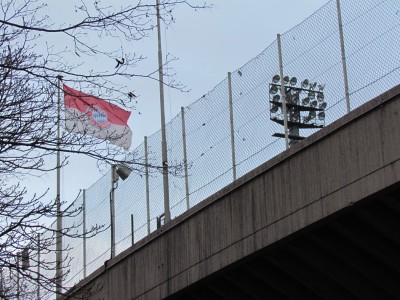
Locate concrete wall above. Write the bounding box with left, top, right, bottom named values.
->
left=66, top=85, right=400, bottom=299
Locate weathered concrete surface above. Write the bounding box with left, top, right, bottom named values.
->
left=65, top=85, right=400, bottom=300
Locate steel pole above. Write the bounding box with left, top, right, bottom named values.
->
left=37, top=234, right=40, bottom=300
left=131, top=214, right=134, bottom=246
left=156, top=0, right=171, bottom=223
left=55, top=75, right=63, bottom=298
left=16, top=255, right=20, bottom=300
left=336, top=0, right=351, bottom=113
left=181, top=107, right=190, bottom=210
left=277, top=34, right=289, bottom=149
left=82, top=189, right=87, bottom=278
left=228, top=72, right=237, bottom=181
left=144, top=136, right=151, bottom=234
left=110, top=166, right=116, bottom=258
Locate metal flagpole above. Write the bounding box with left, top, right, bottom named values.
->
left=277, top=34, right=289, bottom=149
left=156, top=0, right=171, bottom=223
left=55, top=75, right=63, bottom=298
left=336, top=0, right=351, bottom=113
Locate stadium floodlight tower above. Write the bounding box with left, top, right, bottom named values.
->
left=269, top=75, right=327, bottom=146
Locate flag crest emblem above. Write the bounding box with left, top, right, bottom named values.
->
left=87, top=106, right=111, bottom=129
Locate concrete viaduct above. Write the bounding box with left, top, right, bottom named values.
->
left=66, top=85, right=400, bottom=299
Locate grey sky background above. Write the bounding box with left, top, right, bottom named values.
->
left=26, top=0, right=329, bottom=208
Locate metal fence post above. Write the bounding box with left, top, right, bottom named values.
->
left=82, top=189, right=87, bottom=278
left=144, top=136, right=151, bottom=235
left=181, top=107, right=190, bottom=210
left=228, top=72, right=237, bottom=181
left=131, top=214, right=134, bottom=246
left=277, top=34, right=290, bottom=149
left=336, top=0, right=351, bottom=113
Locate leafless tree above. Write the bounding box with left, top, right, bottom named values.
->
left=0, top=0, right=209, bottom=298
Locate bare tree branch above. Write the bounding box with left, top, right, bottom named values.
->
left=0, top=0, right=210, bottom=298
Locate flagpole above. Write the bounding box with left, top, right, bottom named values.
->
left=156, top=0, right=171, bottom=223
left=55, top=75, right=63, bottom=298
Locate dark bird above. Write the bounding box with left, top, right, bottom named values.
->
left=115, top=58, right=125, bottom=68
left=238, top=70, right=242, bottom=77
left=128, top=92, right=137, bottom=98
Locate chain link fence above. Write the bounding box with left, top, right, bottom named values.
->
left=32, top=0, right=400, bottom=295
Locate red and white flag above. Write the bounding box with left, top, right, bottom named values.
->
left=63, top=85, right=132, bottom=150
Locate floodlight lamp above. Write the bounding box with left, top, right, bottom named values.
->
left=269, top=85, right=278, bottom=94
left=310, top=82, right=317, bottom=90
left=318, top=83, right=325, bottom=91
left=270, top=104, right=279, bottom=113
left=272, top=94, right=281, bottom=102
left=290, top=77, right=297, bottom=86
left=311, top=100, right=318, bottom=107
left=304, top=115, right=311, bottom=123
left=319, top=101, right=327, bottom=110
left=290, top=111, right=299, bottom=122
left=293, top=88, right=301, bottom=96
left=285, top=93, right=292, bottom=103
left=292, top=95, right=299, bottom=104
left=272, top=75, right=280, bottom=83
left=301, top=79, right=309, bottom=88
left=302, top=97, right=310, bottom=106
left=317, top=92, right=324, bottom=102
left=309, top=111, right=316, bottom=119
left=308, top=91, right=315, bottom=99
left=283, top=76, right=290, bottom=85
left=115, top=164, right=133, bottom=181
left=318, top=111, right=326, bottom=120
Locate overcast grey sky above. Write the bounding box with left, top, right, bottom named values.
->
left=28, top=0, right=329, bottom=207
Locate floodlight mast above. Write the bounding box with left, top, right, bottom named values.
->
left=269, top=74, right=327, bottom=145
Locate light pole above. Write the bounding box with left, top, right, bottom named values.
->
left=110, top=164, right=133, bottom=258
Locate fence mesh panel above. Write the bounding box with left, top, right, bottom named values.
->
left=37, top=0, right=400, bottom=294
